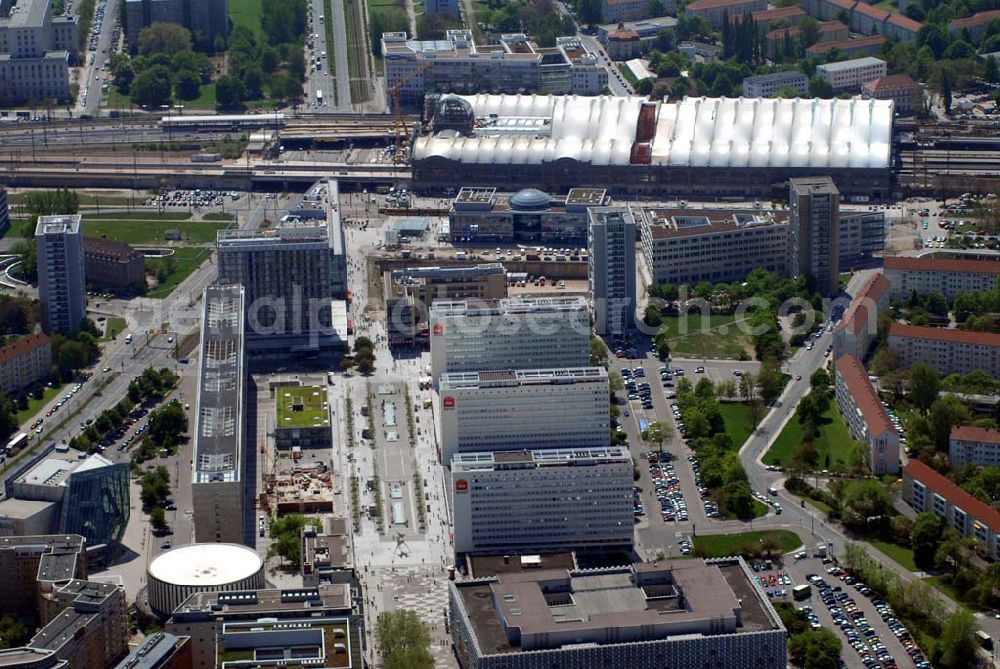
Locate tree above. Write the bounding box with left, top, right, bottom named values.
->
left=938, top=610, right=977, bottom=669
left=215, top=75, right=247, bottom=110
left=267, top=514, right=321, bottom=565
left=774, top=83, right=802, bottom=98
left=130, top=66, right=172, bottom=108
left=916, top=23, right=950, bottom=60
left=841, top=480, right=892, bottom=530
left=986, top=55, right=1000, bottom=84
left=799, top=16, right=821, bottom=49
left=910, top=511, right=944, bottom=569
left=809, top=368, right=830, bottom=390
left=138, top=22, right=193, bottom=56
left=240, top=63, right=265, bottom=100
left=376, top=609, right=433, bottom=669
left=575, top=0, right=603, bottom=25
left=643, top=304, right=663, bottom=327
left=808, top=75, right=833, bottom=98
left=108, top=53, right=134, bottom=92
left=173, top=69, right=201, bottom=100
left=355, top=349, right=375, bottom=375
left=940, top=66, right=953, bottom=115
left=788, top=628, right=841, bottom=669
left=907, top=363, right=940, bottom=413
left=140, top=466, right=170, bottom=508
left=353, top=336, right=374, bottom=353
left=757, top=363, right=784, bottom=405
left=149, top=506, right=168, bottom=531
left=0, top=392, right=16, bottom=450
left=929, top=396, right=969, bottom=450
left=648, top=0, right=665, bottom=15
left=0, top=616, right=30, bottom=650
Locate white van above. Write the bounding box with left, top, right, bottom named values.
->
left=124, top=333, right=132, bottom=344
left=767, top=486, right=778, bottom=496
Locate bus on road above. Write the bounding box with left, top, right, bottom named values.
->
left=5, top=432, right=28, bottom=455
left=316, top=90, right=323, bottom=105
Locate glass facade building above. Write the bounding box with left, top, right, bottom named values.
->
left=59, top=461, right=130, bottom=557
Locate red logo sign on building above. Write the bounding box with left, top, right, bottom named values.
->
left=443, top=396, right=455, bottom=409
left=455, top=479, right=468, bottom=492
left=432, top=323, right=444, bottom=335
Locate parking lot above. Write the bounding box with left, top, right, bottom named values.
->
left=786, top=555, right=926, bottom=669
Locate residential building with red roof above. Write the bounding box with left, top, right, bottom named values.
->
left=751, top=6, right=807, bottom=30
left=949, top=9, right=1000, bottom=43
left=851, top=2, right=890, bottom=33
left=862, top=74, right=921, bottom=113
left=0, top=332, right=52, bottom=396
left=883, top=255, right=1000, bottom=300
left=685, top=0, right=767, bottom=29
left=888, top=323, right=1000, bottom=376
left=766, top=21, right=849, bottom=58
left=602, top=0, right=676, bottom=23
left=806, top=34, right=886, bottom=57
left=950, top=425, right=1000, bottom=468
left=902, top=459, right=1000, bottom=559
left=884, top=12, right=922, bottom=41
left=82, top=236, right=146, bottom=295
left=604, top=24, right=643, bottom=60
left=834, top=272, right=890, bottom=362
left=835, top=354, right=899, bottom=474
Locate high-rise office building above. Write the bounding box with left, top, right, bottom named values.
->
left=0, top=187, right=8, bottom=236
left=0, top=0, right=77, bottom=104
left=789, top=177, right=840, bottom=297
left=451, top=446, right=633, bottom=554
left=217, top=225, right=341, bottom=348
left=35, top=215, right=86, bottom=334
left=439, top=367, right=610, bottom=463
left=429, top=297, right=590, bottom=382
left=589, top=208, right=636, bottom=336
left=192, top=285, right=247, bottom=545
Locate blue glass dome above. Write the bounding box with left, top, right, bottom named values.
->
left=510, top=188, right=551, bottom=211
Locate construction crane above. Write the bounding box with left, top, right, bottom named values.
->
left=389, top=64, right=432, bottom=165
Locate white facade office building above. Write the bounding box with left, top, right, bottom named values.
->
left=450, top=446, right=632, bottom=554
left=589, top=208, right=636, bottom=336
left=439, top=367, right=609, bottom=462
left=429, top=297, right=590, bottom=381
left=816, top=56, right=888, bottom=91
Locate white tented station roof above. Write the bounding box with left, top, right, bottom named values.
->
left=416, top=94, right=645, bottom=166
left=414, top=94, right=893, bottom=170
left=651, top=97, right=892, bottom=169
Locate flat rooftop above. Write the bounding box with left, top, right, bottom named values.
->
left=392, top=263, right=505, bottom=283
left=0, top=535, right=85, bottom=582
left=455, top=559, right=778, bottom=654
left=276, top=385, right=329, bottom=429
left=16, top=452, right=114, bottom=488
left=440, top=366, right=607, bottom=390
left=635, top=207, right=788, bottom=240
left=431, top=295, right=588, bottom=318
left=816, top=56, right=886, bottom=73
left=455, top=187, right=497, bottom=204
left=114, top=632, right=187, bottom=669
left=193, top=285, right=245, bottom=484
left=0, top=0, right=49, bottom=30
left=565, top=188, right=608, bottom=206
left=452, top=446, right=629, bottom=472
left=171, top=585, right=352, bottom=619
left=469, top=552, right=577, bottom=578
left=35, top=214, right=81, bottom=236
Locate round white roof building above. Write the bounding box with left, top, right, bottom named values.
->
left=147, top=543, right=265, bottom=617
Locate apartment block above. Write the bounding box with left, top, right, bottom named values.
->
left=883, top=256, right=1000, bottom=301
left=0, top=0, right=76, bottom=104
left=448, top=187, right=609, bottom=245
left=834, top=355, right=899, bottom=475
left=602, top=0, right=675, bottom=23
left=597, top=16, right=678, bottom=52
left=429, top=297, right=590, bottom=381
left=816, top=56, right=887, bottom=92
left=765, top=21, right=848, bottom=59
left=807, top=35, right=886, bottom=57
left=637, top=207, right=788, bottom=286
left=589, top=208, right=636, bottom=336
left=903, top=459, right=1000, bottom=560
left=789, top=177, right=840, bottom=297
left=216, top=191, right=345, bottom=349
left=888, top=323, right=1000, bottom=376
left=82, top=236, right=146, bottom=294
left=751, top=5, right=807, bottom=30
left=192, top=285, right=246, bottom=545
left=450, top=558, right=788, bottom=669
left=948, top=9, right=1000, bottom=43
left=833, top=272, right=889, bottom=361
left=685, top=0, right=767, bottom=29
left=439, top=367, right=609, bottom=462
left=741, top=70, right=809, bottom=97
left=801, top=0, right=920, bottom=40
left=123, top=0, right=228, bottom=51
left=451, top=446, right=632, bottom=554
left=0, top=535, right=86, bottom=622
left=0, top=332, right=51, bottom=395
left=382, top=30, right=608, bottom=107
left=949, top=425, right=1000, bottom=468
left=35, top=215, right=85, bottom=335
left=166, top=585, right=360, bottom=669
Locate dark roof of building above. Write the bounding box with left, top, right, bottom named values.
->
left=835, top=354, right=894, bottom=436
left=82, top=236, right=142, bottom=261
left=0, top=332, right=50, bottom=365
left=888, top=323, right=1000, bottom=348
left=883, top=255, right=1000, bottom=275
left=904, top=459, right=1000, bottom=533
left=836, top=272, right=889, bottom=336
left=951, top=425, right=1000, bottom=445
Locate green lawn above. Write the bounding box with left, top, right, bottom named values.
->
left=81, top=220, right=227, bottom=245
left=657, top=313, right=754, bottom=359
left=17, top=384, right=68, bottom=425
left=84, top=211, right=191, bottom=221
left=3, top=217, right=35, bottom=238
left=867, top=536, right=917, bottom=572
left=101, top=317, right=127, bottom=341
left=763, top=399, right=856, bottom=470
left=694, top=530, right=802, bottom=558
left=146, top=247, right=211, bottom=298
left=185, top=83, right=217, bottom=110
left=228, top=0, right=263, bottom=40
left=723, top=499, right=770, bottom=520
left=718, top=402, right=755, bottom=449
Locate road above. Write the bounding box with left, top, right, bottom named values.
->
left=305, top=0, right=352, bottom=111
left=76, top=0, right=121, bottom=117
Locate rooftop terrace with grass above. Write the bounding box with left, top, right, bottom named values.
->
left=276, top=386, right=330, bottom=430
